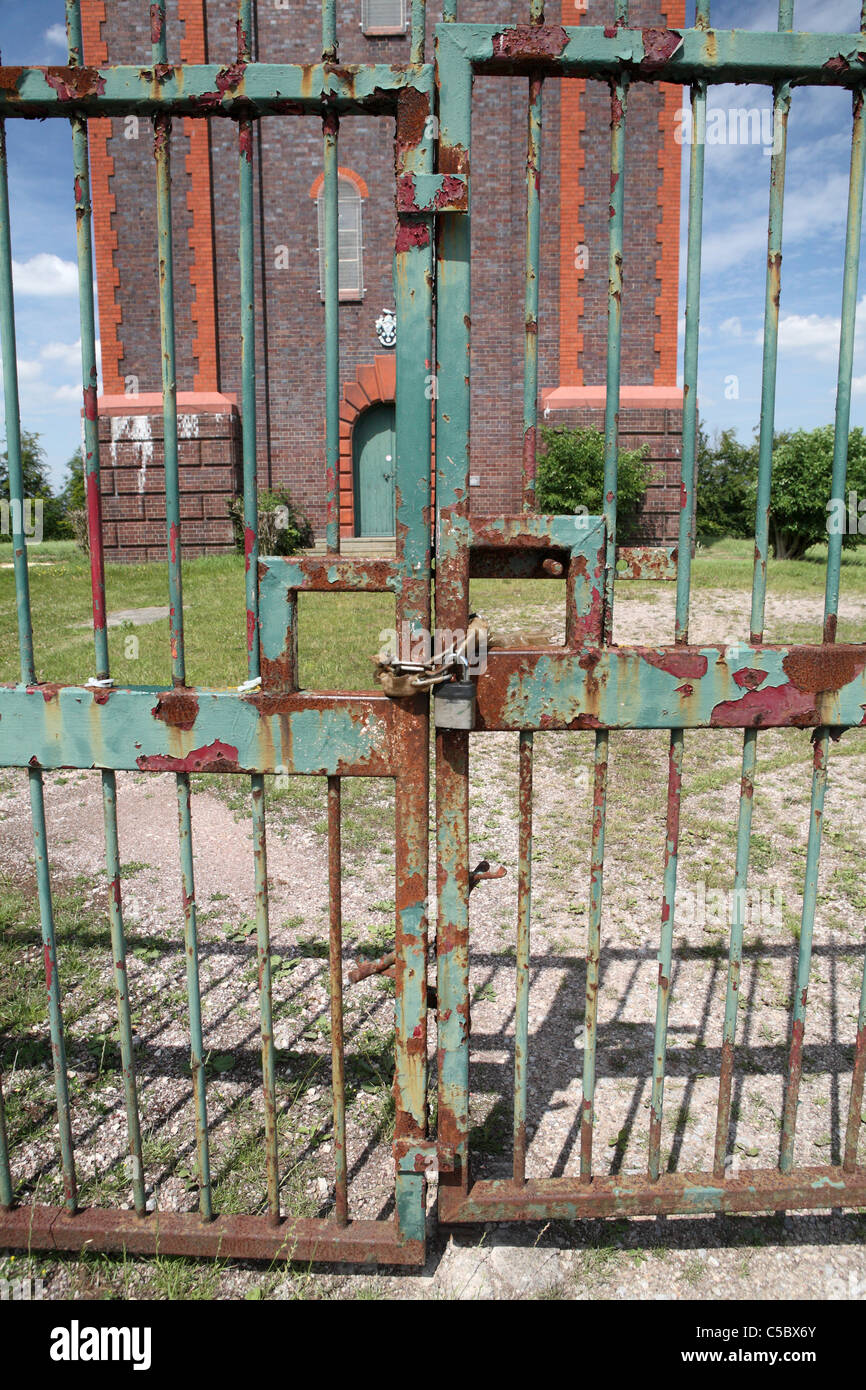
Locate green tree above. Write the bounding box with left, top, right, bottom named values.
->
left=59, top=447, right=86, bottom=514
left=759, top=425, right=866, bottom=561
left=695, top=424, right=757, bottom=541
left=0, top=430, right=68, bottom=539
left=535, top=425, right=650, bottom=535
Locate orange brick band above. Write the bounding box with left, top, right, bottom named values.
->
left=558, top=4, right=585, bottom=388
left=655, top=0, right=686, bottom=386
left=81, top=1, right=123, bottom=395
left=179, top=0, right=219, bottom=393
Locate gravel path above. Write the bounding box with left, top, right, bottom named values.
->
left=1, top=583, right=865, bottom=1300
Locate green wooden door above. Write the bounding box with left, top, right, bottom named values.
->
left=353, top=402, right=396, bottom=537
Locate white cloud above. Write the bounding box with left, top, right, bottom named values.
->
left=720, top=316, right=743, bottom=338
left=44, top=24, right=68, bottom=51
left=53, top=383, right=84, bottom=402
left=767, top=294, right=866, bottom=366
left=12, top=254, right=78, bottom=298
left=852, top=375, right=866, bottom=395
left=41, top=339, right=100, bottom=375
left=16, top=359, right=43, bottom=383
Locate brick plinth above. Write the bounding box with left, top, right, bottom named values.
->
left=95, top=394, right=241, bottom=563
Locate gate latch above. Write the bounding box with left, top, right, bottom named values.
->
left=374, top=616, right=488, bottom=703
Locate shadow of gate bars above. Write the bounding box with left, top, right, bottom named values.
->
left=0, top=0, right=865, bottom=1267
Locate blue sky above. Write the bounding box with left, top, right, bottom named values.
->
left=0, top=0, right=864, bottom=486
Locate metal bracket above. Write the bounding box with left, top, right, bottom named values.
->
left=394, top=1140, right=456, bottom=1175
left=396, top=172, right=468, bottom=214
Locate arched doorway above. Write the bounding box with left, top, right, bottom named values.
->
left=353, top=401, right=396, bottom=537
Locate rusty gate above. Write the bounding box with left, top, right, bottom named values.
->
left=1, top=1, right=866, bottom=1268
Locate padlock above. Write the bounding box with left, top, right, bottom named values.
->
left=434, top=679, right=476, bottom=730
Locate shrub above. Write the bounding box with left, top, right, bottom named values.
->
left=760, top=425, right=866, bottom=560
left=229, top=488, right=314, bottom=557
left=535, top=425, right=650, bottom=536
left=695, top=426, right=757, bottom=541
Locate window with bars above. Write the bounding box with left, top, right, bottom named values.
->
left=361, top=0, right=407, bottom=37
left=316, top=177, right=365, bottom=301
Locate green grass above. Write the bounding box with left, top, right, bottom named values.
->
left=4, top=536, right=866, bottom=691
left=0, top=549, right=393, bottom=690
left=692, top=535, right=866, bottom=595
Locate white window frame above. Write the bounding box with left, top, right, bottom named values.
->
left=360, top=0, right=407, bottom=38
left=316, top=177, right=365, bottom=302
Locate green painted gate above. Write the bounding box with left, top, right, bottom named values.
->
left=1, top=1, right=866, bottom=1268
left=353, top=403, right=396, bottom=536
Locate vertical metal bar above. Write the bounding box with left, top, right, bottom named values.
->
left=64, top=0, right=83, bottom=65
left=580, top=730, right=608, bottom=1181
left=176, top=774, right=212, bottom=1217
left=151, top=3, right=212, bottom=1217
left=522, top=74, right=542, bottom=511
left=322, top=0, right=340, bottom=552
left=322, top=0, right=337, bottom=60
left=0, top=126, right=35, bottom=685
left=780, top=83, right=865, bottom=1174
left=392, top=80, right=432, bottom=1251
left=251, top=780, right=279, bottom=1221
left=714, top=0, right=792, bottom=1179
left=1, top=117, right=78, bottom=1214
left=393, top=737, right=430, bottom=1247
left=601, top=70, right=627, bottom=645
left=844, top=951, right=866, bottom=1171
left=575, top=0, right=630, bottom=1183
left=238, top=2, right=259, bottom=676
left=512, top=732, right=533, bottom=1183
left=648, top=71, right=706, bottom=1184
left=394, top=74, right=434, bottom=632
left=152, top=4, right=185, bottom=686
left=68, top=0, right=146, bottom=1216
left=841, top=0, right=866, bottom=1191
left=237, top=0, right=279, bottom=1224
left=409, top=0, right=426, bottom=66
left=101, top=773, right=146, bottom=1214
left=322, top=105, right=340, bottom=554
left=841, top=0, right=866, bottom=1181
left=29, top=771, right=78, bottom=1211
left=0, top=1071, right=11, bottom=1210
left=327, top=778, right=348, bottom=1226
left=434, top=28, right=471, bottom=1220
left=750, top=16, right=793, bottom=644
left=648, top=732, right=684, bottom=1181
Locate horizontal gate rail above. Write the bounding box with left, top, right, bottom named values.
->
left=438, top=1168, right=866, bottom=1225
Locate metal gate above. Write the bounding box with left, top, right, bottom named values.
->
left=1, top=1, right=866, bottom=1268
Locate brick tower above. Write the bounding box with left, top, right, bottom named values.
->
left=81, top=0, right=685, bottom=560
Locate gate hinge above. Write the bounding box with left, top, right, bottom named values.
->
left=395, top=172, right=468, bottom=215
left=394, top=1140, right=456, bottom=1175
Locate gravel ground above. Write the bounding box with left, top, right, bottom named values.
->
left=1, top=582, right=865, bottom=1300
